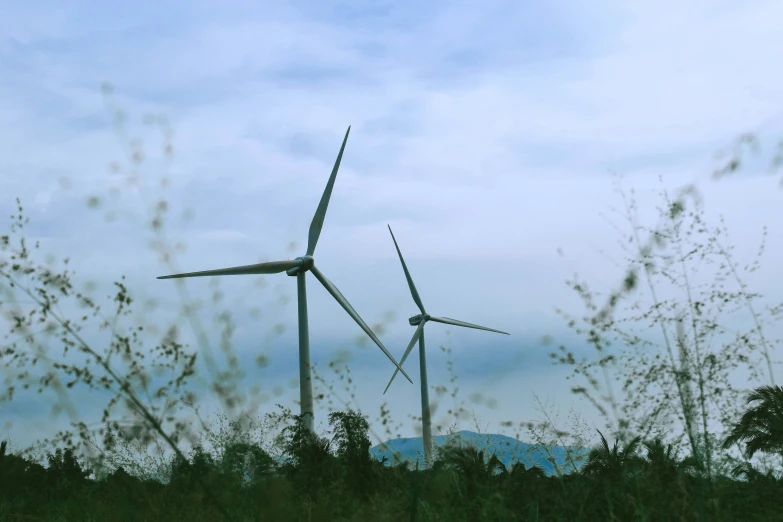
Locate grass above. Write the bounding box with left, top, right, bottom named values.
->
left=0, top=93, right=782, bottom=521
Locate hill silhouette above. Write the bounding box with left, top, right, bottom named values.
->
left=370, top=430, right=589, bottom=475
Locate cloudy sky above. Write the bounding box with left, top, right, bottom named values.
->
left=1, top=0, right=782, bottom=468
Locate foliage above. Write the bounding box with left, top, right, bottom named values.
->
left=279, top=413, right=335, bottom=500
left=722, top=385, right=783, bottom=460
left=329, top=409, right=377, bottom=498
left=0, top=418, right=781, bottom=521
left=551, top=176, right=783, bottom=483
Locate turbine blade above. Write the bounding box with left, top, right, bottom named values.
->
left=428, top=316, right=510, bottom=335
left=383, top=321, right=425, bottom=395
left=158, top=259, right=302, bottom=279
left=310, top=265, right=414, bottom=384
left=387, top=225, right=426, bottom=314
left=306, top=126, right=351, bottom=257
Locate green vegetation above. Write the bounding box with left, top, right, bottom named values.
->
left=0, top=100, right=781, bottom=520
left=0, top=396, right=782, bottom=521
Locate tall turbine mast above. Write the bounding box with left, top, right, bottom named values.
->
left=384, top=225, right=509, bottom=468
left=158, top=128, right=412, bottom=433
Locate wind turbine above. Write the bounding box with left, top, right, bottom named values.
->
left=158, top=127, right=412, bottom=433
left=383, top=225, right=509, bottom=468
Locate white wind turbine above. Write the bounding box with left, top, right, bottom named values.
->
left=158, top=127, right=412, bottom=433
left=383, top=225, right=509, bottom=468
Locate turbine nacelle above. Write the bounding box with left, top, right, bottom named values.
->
left=409, top=313, right=430, bottom=326
left=286, top=255, right=315, bottom=276
left=158, top=127, right=416, bottom=436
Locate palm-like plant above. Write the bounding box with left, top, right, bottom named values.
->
left=722, top=385, right=783, bottom=460
left=504, top=460, right=546, bottom=482
left=580, top=430, right=646, bottom=482
left=643, top=438, right=680, bottom=480
left=434, top=444, right=506, bottom=498
left=502, top=460, right=546, bottom=499
left=641, top=437, right=704, bottom=483
left=728, top=461, right=780, bottom=484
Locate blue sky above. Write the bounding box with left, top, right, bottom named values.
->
left=1, top=0, right=782, bottom=467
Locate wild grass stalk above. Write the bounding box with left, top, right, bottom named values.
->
left=0, top=97, right=781, bottom=520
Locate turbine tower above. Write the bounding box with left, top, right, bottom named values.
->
left=384, top=225, right=509, bottom=468
left=158, top=127, right=412, bottom=433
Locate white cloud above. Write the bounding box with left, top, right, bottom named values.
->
left=0, top=0, right=781, bottom=459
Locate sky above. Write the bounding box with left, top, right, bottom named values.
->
left=1, top=0, right=782, bottom=472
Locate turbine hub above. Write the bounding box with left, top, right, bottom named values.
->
left=409, top=313, right=430, bottom=326
left=286, top=255, right=314, bottom=276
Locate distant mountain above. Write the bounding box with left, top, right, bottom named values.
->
left=116, top=430, right=591, bottom=484
left=370, top=430, right=590, bottom=476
